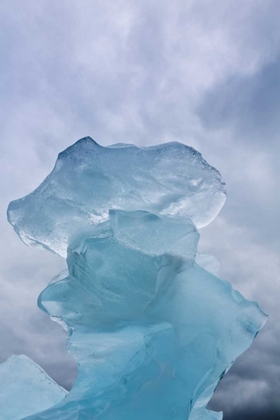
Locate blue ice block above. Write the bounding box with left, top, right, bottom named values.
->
left=0, top=355, right=67, bottom=420
left=5, top=138, right=266, bottom=420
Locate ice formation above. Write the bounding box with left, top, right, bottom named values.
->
left=0, top=355, right=67, bottom=420
left=5, top=137, right=267, bottom=420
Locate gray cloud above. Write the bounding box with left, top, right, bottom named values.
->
left=0, top=1, right=280, bottom=418
left=196, top=50, right=280, bottom=254
left=197, top=54, right=280, bottom=141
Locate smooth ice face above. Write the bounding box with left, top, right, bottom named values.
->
left=7, top=138, right=226, bottom=257
left=23, top=212, right=266, bottom=420
left=6, top=138, right=266, bottom=420
left=0, top=355, right=67, bottom=420
left=110, top=210, right=199, bottom=258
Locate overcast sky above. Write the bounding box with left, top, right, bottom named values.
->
left=0, top=1, right=280, bottom=419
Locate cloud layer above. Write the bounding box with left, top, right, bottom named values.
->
left=0, top=1, right=280, bottom=418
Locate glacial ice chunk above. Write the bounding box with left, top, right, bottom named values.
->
left=7, top=138, right=226, bottom=257
left=23, top=212, right=266, bottom=420
left=0, top=355, right=67, bottom=420
left=5, top=137, right=266, bottom=420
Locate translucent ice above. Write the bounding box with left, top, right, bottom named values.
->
left=0, top=355, right=67, bottom=420
left=8, top=138, right=226, bottom=257
left=6, top=138, right=266, bottom=420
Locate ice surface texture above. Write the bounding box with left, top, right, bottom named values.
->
left=6, top=138, right=266, bottom=420
left=8, top=138, right=226, bottom=257
left=0, top=355, right=67, bottom=420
